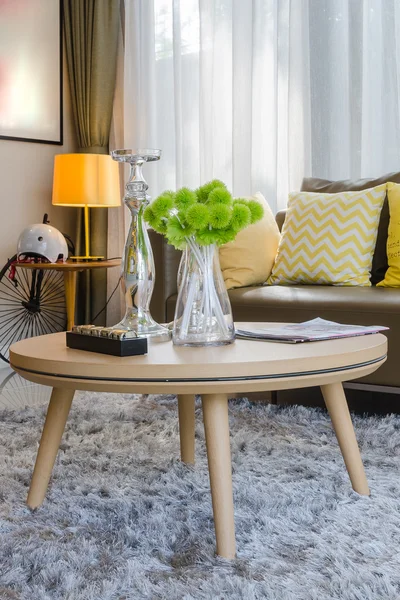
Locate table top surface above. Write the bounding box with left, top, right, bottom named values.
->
left=14, top=259, right=121, bottom=271
left=10, top=324, right=387, bottom=394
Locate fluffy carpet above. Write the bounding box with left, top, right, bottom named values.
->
left=0, top=392, right=399, bottom=600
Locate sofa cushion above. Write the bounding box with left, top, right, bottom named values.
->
left=167, top=284, right=400, bottom=320
left=301, top=172, right=400, bottom=284
left=378, top=182, right=400, bottom=287
left=219, top=192, right=280, bottom=289
left=228, top=283, right=400, bottom=314
left=267, top=186, right=386, bottom=286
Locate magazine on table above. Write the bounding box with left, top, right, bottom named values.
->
left=235, top=318, right=389, bottom=344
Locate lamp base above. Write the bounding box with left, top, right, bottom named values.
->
left=69, top=255, right=104, bottom=262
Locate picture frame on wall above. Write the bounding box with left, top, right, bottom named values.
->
left=0, top=0, right=63, bottom=145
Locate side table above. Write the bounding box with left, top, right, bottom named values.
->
left=14, top=259, right=121, bottom=330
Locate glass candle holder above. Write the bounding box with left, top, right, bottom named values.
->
left=111, top=149, right=171, bottom=342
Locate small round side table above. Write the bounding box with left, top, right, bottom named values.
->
left=14, top=259, right=121, bottom=330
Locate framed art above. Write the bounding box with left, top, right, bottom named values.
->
left=0, top=0, right=63, bottom=145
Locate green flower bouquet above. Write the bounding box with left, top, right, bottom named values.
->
left=144, top=180, right=264, bottom=346
left=144, top=179, right=264, bottom=249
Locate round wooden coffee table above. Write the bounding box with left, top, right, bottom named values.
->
left=9, top=325, right=387, bottom=559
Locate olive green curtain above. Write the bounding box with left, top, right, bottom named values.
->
left=63, top=0, right=120, bottom=324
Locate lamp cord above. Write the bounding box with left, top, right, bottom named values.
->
left=73, top=255, right=122, bottom=324
left=91, top=275, right=122, bottom=324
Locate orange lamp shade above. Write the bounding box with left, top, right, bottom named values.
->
left=52, top=154, right=121, bottom=208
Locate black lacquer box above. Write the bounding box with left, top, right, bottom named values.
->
left=66, top=332, right=148, bottom=357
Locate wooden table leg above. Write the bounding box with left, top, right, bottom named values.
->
left=178, top=394, right=195, bottom=464
left=202, top=393, right=236, bottom=559
left=63, top=271, right=77, bottom=331
left=321, top=382, right=370, bottom=495
left=27, top=388, right=75, bottom=509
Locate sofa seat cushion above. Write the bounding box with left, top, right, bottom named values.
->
left=167, top=284, right=400, bottom=321
left=228, top=284, right=400, bottom=315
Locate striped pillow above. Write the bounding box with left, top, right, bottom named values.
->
left=267, top=185, right=386, bottom=286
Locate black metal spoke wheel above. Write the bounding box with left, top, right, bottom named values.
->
left=0, top=255, right=67, bottom=363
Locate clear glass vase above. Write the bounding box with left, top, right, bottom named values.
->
left=172, top=240, right=235, bottom=346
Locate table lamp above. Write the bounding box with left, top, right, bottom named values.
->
left=52, top=153, right=121, bottom=260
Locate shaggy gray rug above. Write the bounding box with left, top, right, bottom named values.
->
left=0, top=392, right=399, bottom=600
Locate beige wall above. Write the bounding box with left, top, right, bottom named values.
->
left=0, top=54, right=78, bottom=268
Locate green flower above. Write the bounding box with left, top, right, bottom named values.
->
left=197, top=225, right=237, bottom=246
left=196, top=179, right=227, bottom=203
left=155, top=219, right=168, bottom=234
left=152, top=192, right=175, bottom=218
left=207, top=187, right=233, bottom=206
left=209, top=204, right=231, bottom=229
left=218, top=227, right=237, bottom=245
left=143, top=205, right=156, bottom=227
left=143, top=205, right=167, bottom=234
left=230, top=203, right=251, bottom=231
left=166, top=215, right=192, bottom=249
left=146, top=181, right=264, bottom=247
left=175, top=187, right=197, bottom=211
left=197, top=227, right=218, bottom=246
left=247, top=199, right=264, bottom=223
left=185, top=204, right=210, bottom=230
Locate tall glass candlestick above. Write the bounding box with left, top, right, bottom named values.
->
left=111, top=149, right=170, bottom=342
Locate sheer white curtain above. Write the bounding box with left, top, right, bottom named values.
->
left=122, top=0, right=400, bottom=213
left=123, top=0, right=311, bottom=213
left=309, top=0, right=400, bottom=180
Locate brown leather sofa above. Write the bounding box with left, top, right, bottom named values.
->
left=149, top=172, right=400, bottom=390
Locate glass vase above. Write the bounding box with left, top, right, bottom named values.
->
left=172, top=240, right=235, bottom=346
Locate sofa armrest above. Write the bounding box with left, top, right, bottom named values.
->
left=149, top=229, right=182, bottom=323
left=275, top=209, right=286, bottom=232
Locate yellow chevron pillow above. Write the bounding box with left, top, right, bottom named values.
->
left=377, top=182, right=400, bottom=287
left=267, top=185, right=387, bottom=286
